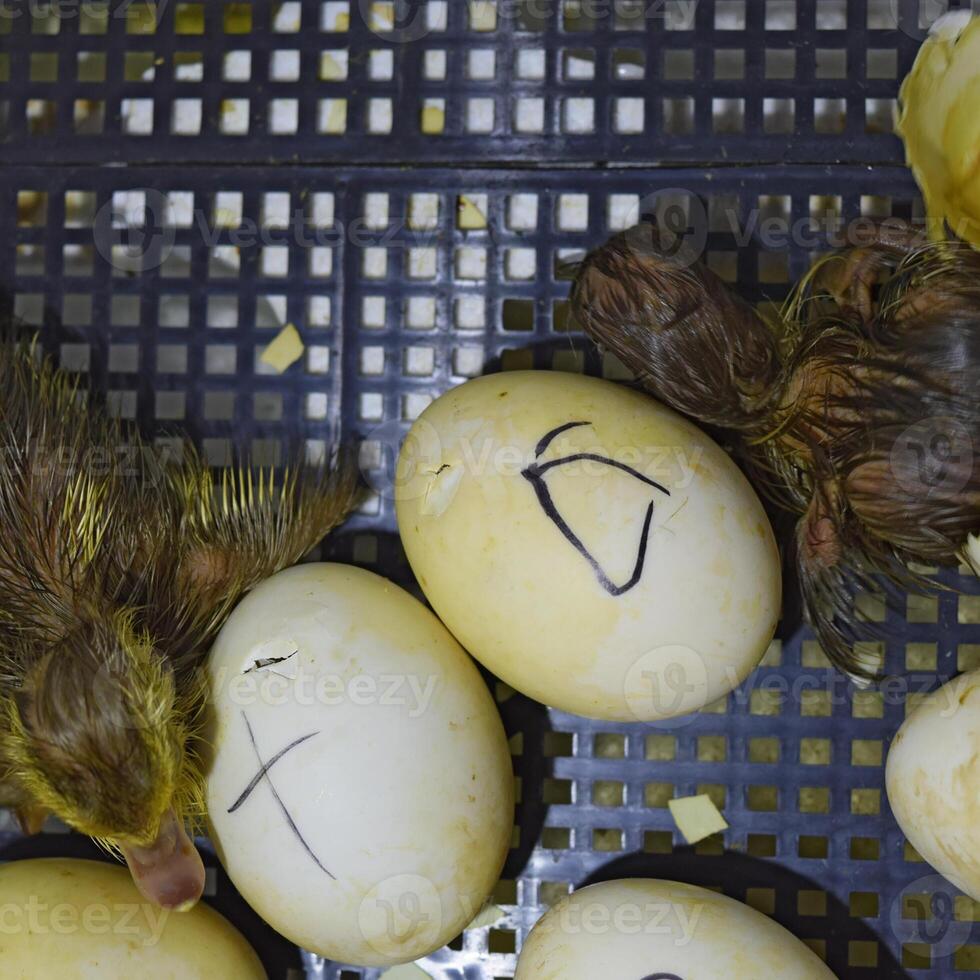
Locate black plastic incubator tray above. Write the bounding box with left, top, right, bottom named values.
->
left=2, top=2, right=980, bottom=978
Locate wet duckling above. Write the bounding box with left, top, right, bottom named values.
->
left=571, top=221, right=980, bottom=676
left=0, top=340, right=358, bottom=907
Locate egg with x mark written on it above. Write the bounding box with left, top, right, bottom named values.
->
left=395, top=372, right=781, bottom=722
left=204, top=563, right=514, bottom=967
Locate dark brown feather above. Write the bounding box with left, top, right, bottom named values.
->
left=571, top=221, right=980, bottom=677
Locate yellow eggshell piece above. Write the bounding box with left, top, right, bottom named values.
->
left=0, top=858, right=266, bottom=980
left=886, top=669, right=980, bottom=901
left=320, top=53, right=346, bottom=80
left=322, top=99, right=348, bottom=134
left=260, top=323, right=305, bottom=373
left=515, top=880, right=837, bottom=979
left=395, top=372, right=781, bottom=722
left=668, top=794, right=729, bottom=844
left=457, top=196, right=487, bottom=230
left=468, top=0, right=497, bottom=30
left=421, top=105, right=445, bottom=134
left=369, top=1, right=395, bottom=30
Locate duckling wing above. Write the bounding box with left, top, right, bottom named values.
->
left=135, top=447, right=359, bottom=663
left=0, top=341, right=145, bottom=648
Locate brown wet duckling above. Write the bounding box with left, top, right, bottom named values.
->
left=571, top=221, right=980, bottom=677
left=0, top=339, right=358, bottom=907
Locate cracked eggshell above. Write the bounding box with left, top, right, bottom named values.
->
left=515, top=879, right=837, bottom=980
left=205, top=563, right=514, bottom=968
left=0, top=858, right=265, bottom=979
left=395, top=372, right=780, bottom=722
left=885, top=669, right=980, bottom=901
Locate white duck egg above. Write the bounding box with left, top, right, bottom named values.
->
left=395, top=371, right=781, bottom=722
left=205, top=564, right=514, bottom=967
left=515, top=879, right=837, bottom=979
left=886, top=668, right=980, bottom=901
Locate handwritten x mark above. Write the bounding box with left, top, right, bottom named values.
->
left=229, top=711, right=335, bottom=879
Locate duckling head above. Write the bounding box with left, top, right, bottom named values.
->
left=4, top=609, right=206, bottom=909
left=570, top=223, right=783, bottom=433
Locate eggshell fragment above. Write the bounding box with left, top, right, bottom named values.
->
left=669, top=794, right=729, bottom=844
left=260, top=323, right=305, bottom=373
left=457, top=196, right=487, bottom=230
left=421, top=105, right=446, bottom=134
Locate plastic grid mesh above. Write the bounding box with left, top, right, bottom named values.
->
left=2, top=0, right=978, bottom=165
left=3, top=163, right=980, bottom=978
left=4, top=0, right=980, bottom=977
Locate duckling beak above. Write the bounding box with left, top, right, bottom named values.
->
left=121, top=809, right=206, bottom=910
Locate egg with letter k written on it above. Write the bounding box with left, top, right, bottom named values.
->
left=396, top=372, right=781, bottom=722
left=204, top=563, right=514, bottom=967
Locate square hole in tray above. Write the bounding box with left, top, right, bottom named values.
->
left=715, top=0, right=745, bottom=29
